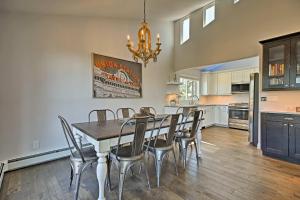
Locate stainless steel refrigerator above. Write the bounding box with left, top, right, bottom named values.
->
left=248, top=73, right=259, bottom=146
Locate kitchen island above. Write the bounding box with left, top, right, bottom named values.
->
left=164, top=104, right=229, bottom=128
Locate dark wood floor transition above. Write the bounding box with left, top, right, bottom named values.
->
left=1, top=127, right=300, bottom=200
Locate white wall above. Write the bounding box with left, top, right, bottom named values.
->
left=174, top=0, right=300, bottom=70
left=0, top=13, right=174, bottom=161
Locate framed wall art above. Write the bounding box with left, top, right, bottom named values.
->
left=92, top=53, right=142, bottom=98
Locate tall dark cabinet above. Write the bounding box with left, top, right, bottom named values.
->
left=260, top=32, right=300, bottom=91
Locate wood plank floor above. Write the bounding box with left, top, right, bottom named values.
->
left=1, top=127, right=300, bottom=200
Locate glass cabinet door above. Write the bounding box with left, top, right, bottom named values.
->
left=263, top=40, right=290, bottom=90
left=290, top=37, right=300, bottom=88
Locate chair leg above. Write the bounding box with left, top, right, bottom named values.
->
left=107, top=158, right=112, bottom=191
left=172, top=148, right=179, bottom=176
left=155, top=153, right=163, bottom=187
left=182, top=146, right=187, bottom=169
left=194, top=139, right=200, bottom=164
left=74, top=170, right=82, bottom=200
left=118, top=164, right=127, bottom=200
left=69, top=165, right=74, bottom=188
left=142, top=160, right=151, bottom=189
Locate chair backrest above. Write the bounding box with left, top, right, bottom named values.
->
left=58, top=116, right=85, bottom=162
left=146, top=114, right=180, bottom=149
left=116, top=108, right=136, bottom=119
left=176, top=106, right=197, bottom=117
left=88, top=109, right=116, bottom=123
left=181, top=110, right=203, bottom=138
left=116, top=116, right=149, bottom=158
left=140, top=107, right=157, bottom=115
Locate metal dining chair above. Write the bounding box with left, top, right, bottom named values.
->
left=88, top=109, right=116, bottom=123
left=116, top=107, right=136, bottom=119
left=58, top=116, right=98, bottom=200
left=175, top=110, right=203, bottom=169
left=108, top=116, right=151, bottom=200
left=176, top=106, right=197, bottom=134
left=144, top=113, right=180, bottom=187
left=140, top=106, right=157, bottom=115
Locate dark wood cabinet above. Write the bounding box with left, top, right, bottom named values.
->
left=288, top=123, right=300, bottom=161
left=290, top=36, right=300, bottom=88
left=260, top=32, right=300, bottom=91
left=261, top=113, right=300, bottom=163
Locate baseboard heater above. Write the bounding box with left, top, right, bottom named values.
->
left=7, top=143, right=92, bottom=171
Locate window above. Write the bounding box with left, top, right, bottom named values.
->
left=203, top=2, right=215, bottom=27
left=179, top=77, right=200, bottom=100
left=180, top=17, right=190, bottom=44
left=234, top=0, right=240, bottom=4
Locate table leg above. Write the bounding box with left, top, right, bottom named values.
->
left=96, top=152, right=108, bottom=200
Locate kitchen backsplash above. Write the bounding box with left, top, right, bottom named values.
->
left=260, top=91, right=300, bottom=112
left=200, top=93, right=249, bottom=105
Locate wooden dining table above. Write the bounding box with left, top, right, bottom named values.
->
left=72, top=117, right=203, bottom=200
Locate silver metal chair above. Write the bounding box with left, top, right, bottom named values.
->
left=176, top=106, right=197, bottom=134
left=108, top=116, right=151, bottom=200
left=116, top=107, right=136, bottom=119
left=140, top=106, right=157, bottom=115
left=58, top=116, right=98, bottom=200
left=175, top=110, right=203, bottom=169
left=144, top=114, right=180, bottom=187
left=88, top=109, right=116, bottom=123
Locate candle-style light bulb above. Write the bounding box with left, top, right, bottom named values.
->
left=157, top=33, right=160, bottom=43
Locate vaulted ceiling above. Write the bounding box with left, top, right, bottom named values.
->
left=0, top=0, right=212, bottom=21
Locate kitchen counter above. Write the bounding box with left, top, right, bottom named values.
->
left=261, top=111, right=300, bottom=116
left=164, top=104, right=228, bottom=107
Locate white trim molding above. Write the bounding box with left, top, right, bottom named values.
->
left=0, top=161, right=8, bottom=189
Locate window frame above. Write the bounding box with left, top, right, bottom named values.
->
left=180, top=17, right=190, bottom=45
left=179, top=76, right=200, bottom=101
left=203, top=1, right=216, bottom=27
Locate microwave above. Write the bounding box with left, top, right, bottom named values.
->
left=231, top=83, right=249, bottom=93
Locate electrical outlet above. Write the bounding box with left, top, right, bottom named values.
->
left=32, top=140, right=40, bottom=150
left=261, top=97, right=267, bottom=101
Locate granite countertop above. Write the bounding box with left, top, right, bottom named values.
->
left=261, top=111, right=300, bottom=115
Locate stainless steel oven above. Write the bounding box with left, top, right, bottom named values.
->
left=228, top=103, right=249, bottom=130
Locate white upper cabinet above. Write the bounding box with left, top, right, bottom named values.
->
left=201, top=68, right=258, bottom=96
left=217, top=72, right=232, bottom=95
left=231, top=68, right=259, bottom=84
left=209, top=73, right=218, bottom=95
left=201, top=73, right=218, bottom=95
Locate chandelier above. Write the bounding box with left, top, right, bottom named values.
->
left=126, top=0, right=161, bottom=67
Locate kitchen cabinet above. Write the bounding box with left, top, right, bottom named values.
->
left=260, top=32, right=300, bottom=91
left=214, top=106, right=228, bottom=127
left=201, top=73, right=217, bottom=96
left=261, top=112, right=300, bottom=163
left=217, top=72, right=232, bottom=95
left=288, top=122, right=300, bottom=161
left=164, top=105, right=229, bottom=128
left=231, top=69, right=256, bottom=84
left=290, top=36, right=300, bottom=88
left=203, top=106, right=215, bottom=127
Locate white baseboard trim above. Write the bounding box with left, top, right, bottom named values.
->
left=0, top=161, right=8, bottom=189
left=7, top=149, right=71, bottom=171
left=6, top=143, right=92, bottom=171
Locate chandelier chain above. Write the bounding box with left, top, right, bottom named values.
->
left=144, top=0, right=146, bottom=23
